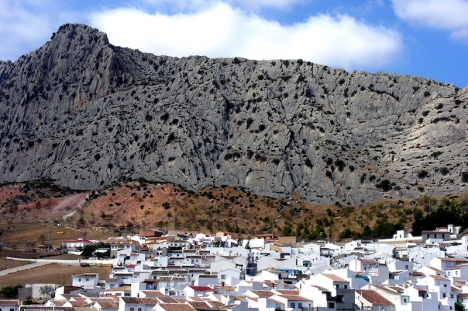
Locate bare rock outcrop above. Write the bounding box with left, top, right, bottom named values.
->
left=0, top=24, right=467, bottom=205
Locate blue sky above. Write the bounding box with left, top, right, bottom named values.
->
left=1, top=0, right=467, bottom=87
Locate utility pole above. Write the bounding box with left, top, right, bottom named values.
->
left=48, top=227, right=52, bottom=251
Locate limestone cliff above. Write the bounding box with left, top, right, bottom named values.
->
left=0, top=24, right=467, bottom=205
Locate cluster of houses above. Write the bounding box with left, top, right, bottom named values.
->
left=3, top=225, right=468, bottom=311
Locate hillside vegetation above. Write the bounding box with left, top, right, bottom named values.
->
left=1, top=180, right=467, bottom=245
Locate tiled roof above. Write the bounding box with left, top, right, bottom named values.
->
left=121, top=297, right=159, bottom=305
left=437, top=257, right=468, bottom=262
left=157, top=303, right=196, bottom=311
left=0, top=300, right=20, bottom=306
left=447, top=263, right=468, bottom=270
left=94, top=300, right=119, bottom=308
left=105, top=286, right=131, bottom=292
left=69, top=301, right=92, bottom=307
left=274, top=289, right=300, bottom=295
left=311, top=285, right=329, bottom=292
left=188, top=301, right=210, bottom=309
left=388, top=286, right=405, bottom=293
left=268, top=298, right=284, bottom=305
left=374, top=286, right=399, bottom=295
left=356, top=290, right=394, bottom=306
left=189, top=286, right=213, bottom=291
left=141, top=291, right=165, bottom=297
left=250, top=290, right=274, bottom=298
left=52, top=301, right=67, bottom=307
left=206, top=301, right=225, bottom=308
left=156, top=297, right=178, bottom=304
left=429, top=275, right=449, bottom=281
left=428, top=266, right=443, bottom=273
left=21, top=308, right=75, bottom=311
left=322, top=273, right=349, bottom=283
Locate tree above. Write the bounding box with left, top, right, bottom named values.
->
left=39, top=234, right=46, bottom=245
left=39, top=285, right=55, bottom=299
left=0, top=285, right=23, bottom=298
left=23, top=298, right=33, bottom=305
left=81, top=245, right=95, bottom=258
left=455, top=301, right=466, bottom=311
left=6, top=205, right=18, bottom=224
left=81, top=242, right=110, bottom=258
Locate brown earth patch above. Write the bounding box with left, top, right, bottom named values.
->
left=0, top=262, right=110, bottom=288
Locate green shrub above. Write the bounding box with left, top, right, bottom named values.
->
left=417, top=170, right=429, bottom=178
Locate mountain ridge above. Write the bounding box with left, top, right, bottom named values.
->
left=0, top=23, right=467, bottom=205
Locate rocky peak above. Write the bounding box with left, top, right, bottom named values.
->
left=0, top=24, right=467, bottom=205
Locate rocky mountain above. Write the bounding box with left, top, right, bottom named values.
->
left=0, top=23, right=466, bottom=206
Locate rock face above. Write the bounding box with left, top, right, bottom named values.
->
left=0, top=24, right=467, bottom=205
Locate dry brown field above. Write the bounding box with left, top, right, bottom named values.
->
left=0, top=262, right=111, bottom=288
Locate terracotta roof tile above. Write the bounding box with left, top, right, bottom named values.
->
left=250, top=291, right=274, bottom=298
left=322, top=273, right=349, bottom=283
left=94, top=300, right=119, bottom=308
left=429, top=275, right=449, bottom=281
left=0, top=300, right=20, bottom=306
left=188, top=301, right=211, bottom=309
left=356, top=290, right=394, bottom=306
left=274, top=289, right=300, bottom=295
left=156, top=297, right=178, bottom=304
left=121, top=297, right=159, bottom=305
left=158, top=303, right=196, bottom=311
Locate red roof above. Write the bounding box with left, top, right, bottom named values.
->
left=356, top=290, right=394, bottom=306
left=189, top=286, right=213, bottom=291
left=0, top=300, right=20, bottom=306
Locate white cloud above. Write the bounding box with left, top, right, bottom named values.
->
left=0, top=0, right=82, bottom=61
left=90, top=2, right=402, bottom=71
left=141, top=0, right=303, bottom=11
left=392, top=0, right=468, bottom=40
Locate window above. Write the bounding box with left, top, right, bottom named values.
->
left=290, top=302, right=295, bottom=308
left=328, top=302, right=335, bottom=308
left=344, top=285, right=348, bottom=289
left=78, top=278, right=81, bottom=282
left=443, top=293, right=446, bottom=298
left=451, top=294, right=454, bottom=298
left=138, top=308, right=142, bottom=311
left=130, top=308, right=134, bottom=311
left=444, top=284, right=447, bottom=287
left=298, top=303, right=302, bottom=308
left=405, top=265, right=409, bottom=269
left=221, top=274, right=226, bottom=279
